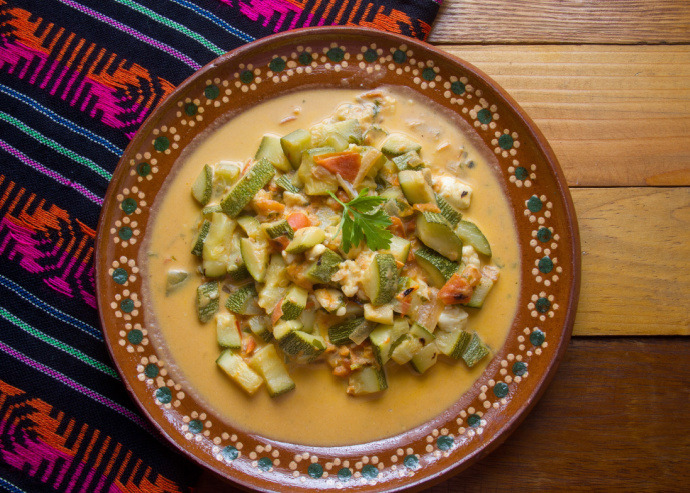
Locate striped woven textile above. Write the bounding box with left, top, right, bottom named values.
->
left=0, top=1, right=441, bottom=491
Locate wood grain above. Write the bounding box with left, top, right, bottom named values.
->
left=572, top=187, right=690, bottom=336
left=429, top=0, right=690, bottom=45
left=439, top=45, right=690, bottom=186
left=194, top=338, right=690, bottom=492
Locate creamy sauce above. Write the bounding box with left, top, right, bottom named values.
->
left=142, top=88, right=521, bottom=446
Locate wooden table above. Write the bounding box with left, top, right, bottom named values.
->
left=198, top=1, right=690, bottom=490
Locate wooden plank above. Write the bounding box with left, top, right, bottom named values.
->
left=193, top=338, right=690, bottom=492
left=439, top=45, right=690, bottom=186
left=573, top=187, right=690, bottom=336
left=429, top=0, right=690, bottom=45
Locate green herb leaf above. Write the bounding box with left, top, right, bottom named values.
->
left=329, top=189, right=393, bottom=253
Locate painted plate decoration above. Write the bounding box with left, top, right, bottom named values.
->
left=96, top=27, right=580, bottom=492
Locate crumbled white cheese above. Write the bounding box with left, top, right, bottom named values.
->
left=305, top=244, right=327, bottom=261
left=437, top=306, right=469, bottom=332
left=332, top=260, right=362, bottom=297
left=462, top=245, right=481, bottom=267
left=433, top=175, right=472, bottom=209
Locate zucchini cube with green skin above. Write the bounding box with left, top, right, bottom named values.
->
left=165, top=269, right=189, bottom=295
left=255, top=134, right=291, bottom=172
left=220, top=158, right=275, bottom=217
left=273, top=320, right=303, bottom=340
left=225, top=284, right=258, bottom=314
left=305, top=249, right=343, bottom=284
left=410, top=343, right=439, bottom=374
left=216, top=313, right=241, bottom=349
left=216, top=349, right=263, bottom=395
left=279, top=330, right=325, bottom=363
left=398, top=170, right=435, bottom=204
left=275, top=174, right=301, bottom=193
left=191, top=220, right=211, bottom=257
left=196, top=281, right=219, bottom=323
left=466, top=277, right=495, bottom=308
left=435, top=328, right=472, bottom=360
left=381, top=133, right=422, bottom=157
left=392, top=150, right=423, bottom=171
left=363, top=303, right=394, bottom=325
left=389, top=333, right=424, bottom=365
left=387, top=235, right=411, bottom=266
left=191, top=164, right=213, bottom=205
left=363, top=253, right=399, bottom=306
left=240, top=237, right=269, bottom=283
left=280, top=285, right=308, bottom=321
left=455, top=220, right=492, bottom=257
left=369, top=318, right=409, bottom=365
left=285, top=227, right=325, bottom=254
left=435, top=193, right=462, bottom=227
left=202, top=212, right=236, bottom=277
left=248, top=344, right=296, bottom=397
left=416, top=211, right=464, bottom=261
left=462, top=332, right=490, bottom=367
left=413, top=246, right=459, bottom=288
left=247, top=316, right=273, bottom=342
left=262, top=219, right=294, bottom=240
left=347, top=366, right=387, bottom=395
left=328, top=317, right=370, bottom=346
left=281, top=129, right=312, bottom=169
left=311, top=119, right=363, bottom=147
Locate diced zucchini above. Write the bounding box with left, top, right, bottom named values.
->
left=363, top=253, right=399, bottom=306
left=435, top=193, right=462, bottom=227
left=328, top=317, right=371, bottom=346
left=285, top=227, right=325, bottom=254
left=347, top=366, right=387, bottom=395
left=409, top=322, right=435, bottom=344
left=165, top=269, right=189, bottom=295
left=437, top=305, right=469, bottom=332
left=435, top=328, right=472, bottom=360
left=202, top=212, right=236, bottom=277
left=305, top=249, right=343, bottom=284
left=462, top=332, right=490, bottom=367
left=228, top=264, right=252, bottom=282
left=297, top=147, right=338, bottom=196
left=466, top=277, right=495, bottom=308
left=363, top=303, right=394, bottom=325
left=312, top=119, right=362, bottom=147
left=410, top=343, right=439, bottom=374
left=381, top=187, right=414, bottom=218
left=202, top=204, right=222, bottom=215
left=225, top=284, right=258, bottom=314
left=248, top=316, right=273, bottom=342
left=191, top=164, right=213, bottom=205
left=248, top=344, right=296, bottom=397
left=279, top=330, right=325, bottom=362
left=414, top=246, right=459, bottom=288
left=455, top=220, right=492, bottom=257
left=196, top=281, right=219, bottom=323
left=214, top=161, right=241, bottom=190
left=363, top=124, right=388, bottom=146
left=279, top=285, right=308, bottom=321
left=322, top=132, right=349, bottom=152
left=216, top=349, right=263, bottom=395
left=354, top=147, right=386, bottom=186
left=398, top=170, right=435, bottom=204
left=262, top=219, right=294, bottom=239
left=240, top=237, right=269, bottom=282
left=220, top=158, right=275, bottom=217
left=236, top=215, right=264, bottom=240
left=390, top=334, right=424, bottom=365
left=381, top=133, right=422, bottom=157
left=299, top=307, right=316, bottom=334
left=416, top=211, right=463, bottom=261
left=387, top=235, right=411, bottom=265
left=258, top=254, right=290, bottom=313
left=273, top=319, right=303, bottom=340
left=255, top=134, right=291, bottom=172
left=314, top=288, right=346, bottom=313
left=191, top=220, right=211, bottom=257
left=216, top=313, right=241, bottom=349
left=369, top=318, right=409, bottom=365
left=275, top=174, right=301, bottom=193
left=281, top=129, right=312, bottom=169
left=392, top=151, right=423, bottom=171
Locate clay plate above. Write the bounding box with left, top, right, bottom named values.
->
left=96, top=27, right=580, bottom=492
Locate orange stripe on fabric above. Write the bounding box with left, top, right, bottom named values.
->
left=334, top=0, right=350, bottom=24
left=0, top=177, right=13, bottom=210
left=46, top=26, right=64, bottom=54
left=322, top=0, right=337, bottom=20
left=7, top=187, right=25, bottom=215
left=76, top=219, right=95, bottom=237
left=55, top=32, right=76, bottom=63
left=347, top=0, right=363, bottom=24
left=75, top=43, right=96, bottom=72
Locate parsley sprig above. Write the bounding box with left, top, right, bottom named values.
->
left=328, top=189, right=393, bottom=253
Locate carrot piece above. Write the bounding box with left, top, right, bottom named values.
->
left=438, top=273, right=474, bottom=305
left=313, top=151, right=361, bottom=183
left=388, top=216, right=406, bottom=238
left=271, top=302, right=284, bottom=325
left=244, top=336, right=257, bottom=356
left=287, top=211, right=311, bottom=230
